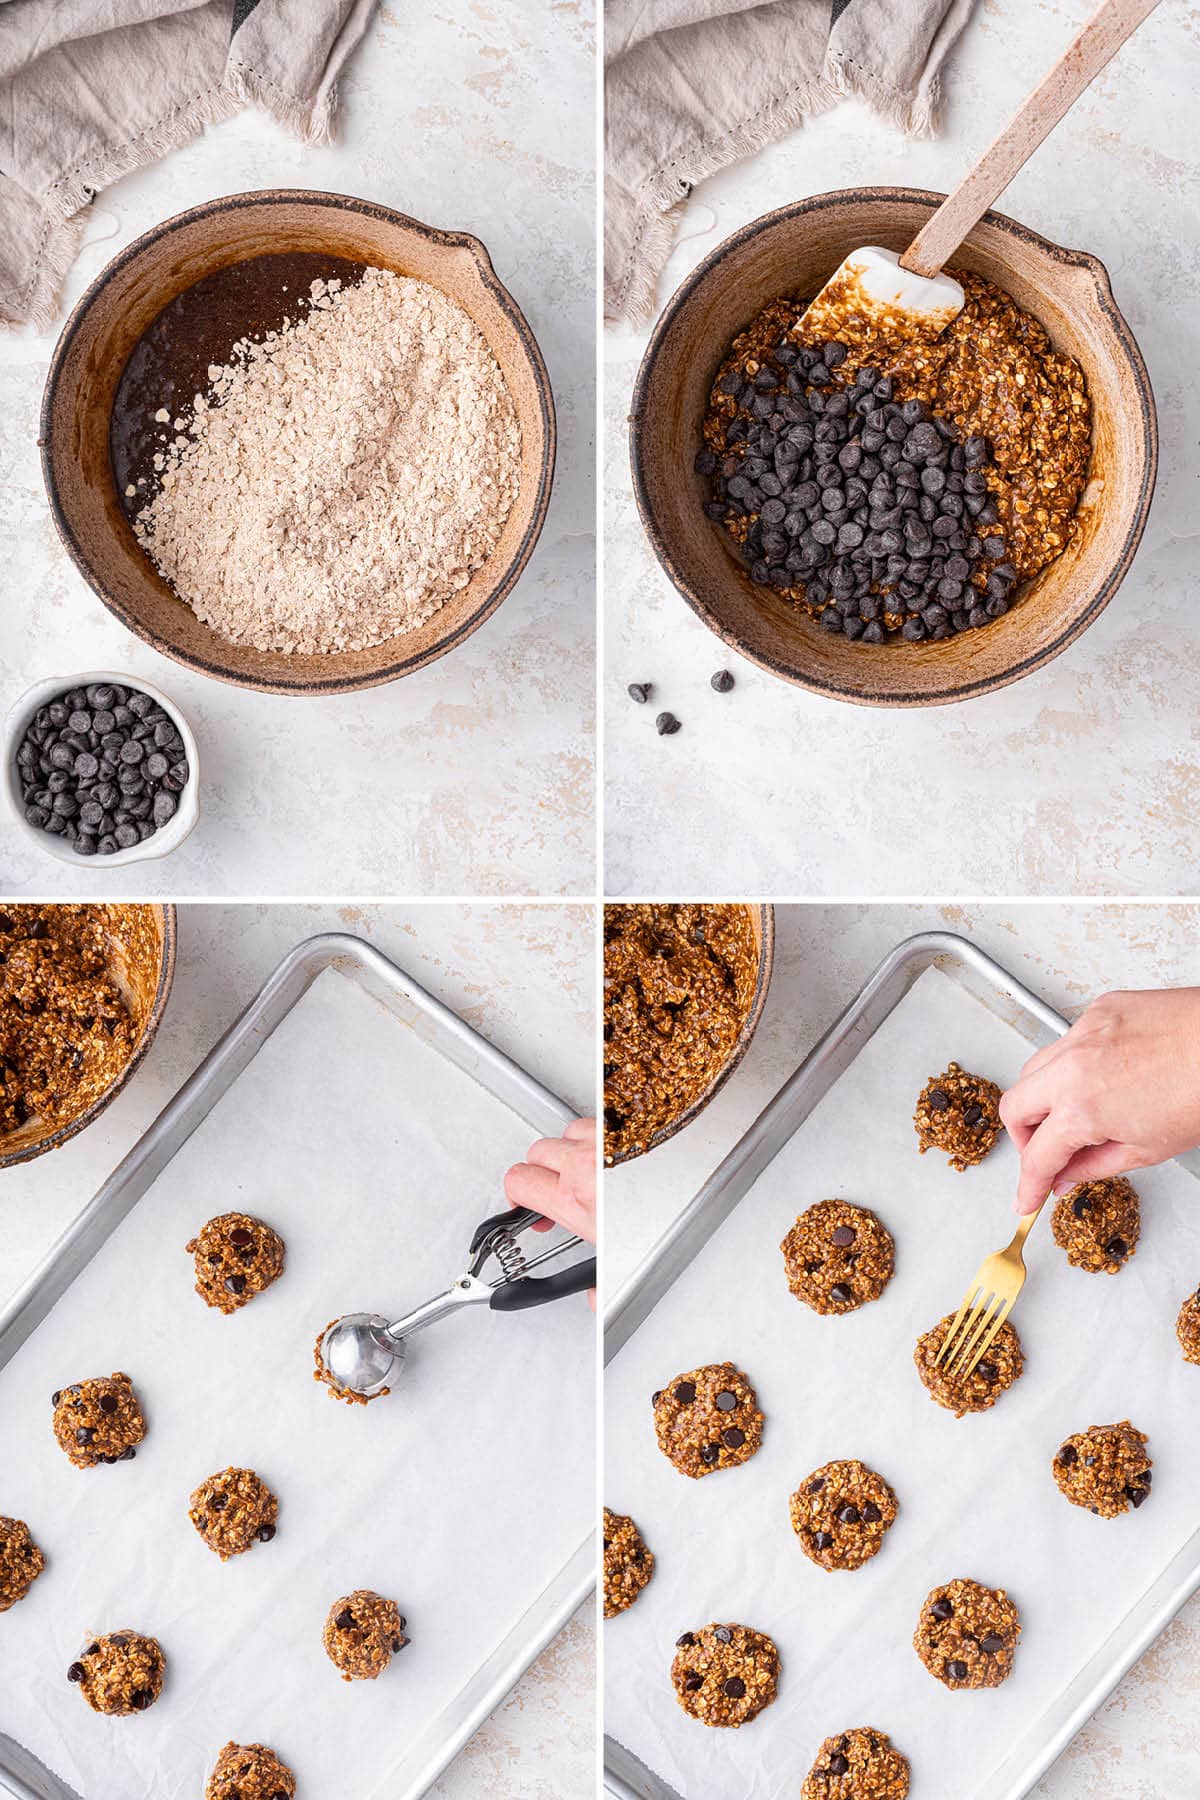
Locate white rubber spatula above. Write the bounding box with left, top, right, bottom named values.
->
left=801, top=0, right=1160, bottom=348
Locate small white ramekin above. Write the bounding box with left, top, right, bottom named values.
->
left=4, top=672, right=200, bottom=868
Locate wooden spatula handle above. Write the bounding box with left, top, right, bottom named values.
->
left=900, top=0, right=1160, bottom=279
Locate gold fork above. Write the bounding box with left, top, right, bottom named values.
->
left=935, top=1194, right=1052, bottom=1379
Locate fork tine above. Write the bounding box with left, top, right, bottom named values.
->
left=958, top=1294, right=1014, bottom=1379
left=934, top=1285, right=983, bottom=1369
left=946, top=1291, right=1004, bottom=1379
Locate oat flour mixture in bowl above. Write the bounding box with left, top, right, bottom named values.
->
left=41, top=191, right=555, bottom=695
left=631, top=189, right=1156, bottom=707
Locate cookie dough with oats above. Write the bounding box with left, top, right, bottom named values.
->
left=802, top=1727, right=910, bottom=1800
left=0, top=1517, right=45, bottom=1611
left=1177, top=1287, right=1200, bottom=1364
left=914, top=1063, right=1002, bottom=1171
left=313, top=1319, right=389, bottom=1405
left=187, top=1211, right=285, bottom=1313
left=1052, top=1176, right=1140, bottom=1273
left=603, top=903, right=759, bottom=1163
left=323, top=1590, right=408, bottom=1681
left=781, top=1200, right=894, bottom=1313
left=206, top=1742, right=296, bottom=1800
left=189, top=1467, right=278, bottom=1559
left=671, top=1622, right=780, bottom=1727
left=790, top=1460, right=897, bottom=1571
left=913, top=1579, right=1020, bottom=1690
left=0, top=905, right=136, bottom=1138
left=1053, top=1421, right=1152, bottom=1517
left=653, top=1361, right=764, bottom=1478
left=914, top=1314, right=1023, bottom=1417
left=68, top=1630, right=165, bottom=1715
left=604, top=1507, right=654, bottom=1618
left=52, top=1372, right=145, bottom=1468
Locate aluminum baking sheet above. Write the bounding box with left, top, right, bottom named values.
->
left=604, top=931, right=1200, bottom=1800
left=0, top=934, right=595, bottom=1800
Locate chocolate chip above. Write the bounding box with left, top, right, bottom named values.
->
left=860, top=1501, right=882, bottom=1523
left=829, top=1283, right=852, bottom=1305
left=1128, top=1485, right=1149, bottom=1508
left=979, top=1633, right=1005, bottom=1653
left=99, top=1393, right=118, bottom=1414
left=829, top=1753, right=849, bottom=1775
left=831, top=1224, right=855, bottom=1247
left=391, top=1637, right=405, bottom=1652
left=674, top=1381, right=696, bottom=1404
left=209, top=1492, right=228, bottom=1511
left=714, top=1390, right=738, bottom=1411
left=75, top=1426, right=94, bottom=1445
left=1059, top=1442, right=1078, bottom=1465
left=710, top=670, right=735, bottom=693
left=1105, top=1237, right=1128, bottom=1259
left=963, top=1103, right=984, bottom=1125
left=225, top=1273, right=247, bottom=1294
left=52, top=1390, right=62, bottom=1406
left=336, top=1610, right=355, bottom=1630
left=977, top=1361, right=998, bottom=1382
left=130, top=1689, right=152, bottom=1711
left=700, top=1442, right=719, bottom=1464
left=67, top=1662, right=85, bottom=1682
left=722, top=1427, right=745, bottom=1448
left=837, top=1504, right=859, bottom=1525
left=651, top=1390, right=663, bottom=1405
left=86, top=1642, right=100, bottom=1656
left=655, top=711, right=682, bottom=736
left=928, top=1088, right=950, bottom=1112
left=813, top=1530, right=834, bottom=1550
left=947, top=1660, right=968, bottom=1681
left=258, top=1522, right=276, bottom=1542
left=676, top=1632, right=695, bottom=1647
left=722, top=1677, right=746, bottom=1698
left=808, top=1476, right=826, bottom=1494
left=713, top=1626, right=732, bottom=1644
left=1138, top=1469, right=1152, bottom=1484
left=627, top=682, right=652, bottom=704
left=931, top=1598, right=953, bottom=1621
left=229, top=1226, right=253, bottom=1246
left=684, top=1673, right=703, bottom=1691
left=120, top=1446, right=136, bottom=1461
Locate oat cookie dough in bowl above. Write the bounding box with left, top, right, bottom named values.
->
left=0, top=903, right=175, bottom=1170
left=603, top=901, right=774, bottom=1165
left=630, top=187, right=1156, bottom=706
left=41, top=189, right=555, bottom=696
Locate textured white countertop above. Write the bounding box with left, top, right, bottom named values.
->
left=0, top=1, right=596, bottom=899
left=606, top=902, right=1200, bottom=1798
left=0, top=903, right=597, bottom=1799
left=604, top=0, right=1199, bottom=897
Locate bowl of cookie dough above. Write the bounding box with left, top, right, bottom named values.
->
left=603, top=902, right=775, bottom=1167
left=40, top=189, right=556, bottom=696
left=0, top=904, right=176, bottom=1170
left=630, top=187, right=1157, bottom=707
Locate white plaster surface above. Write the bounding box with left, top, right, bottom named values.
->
left=0, top=1, right=596, bottom=899
left=0, top=902, right=597, bottom=1799
left=605, top=901, right=1200, bottom=1798
left=604, top=0, right=1200, bottom=897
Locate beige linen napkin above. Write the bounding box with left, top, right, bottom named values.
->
left=606, top=0, right=976, bottom=326
left=0, top=0, right=377, bottom=330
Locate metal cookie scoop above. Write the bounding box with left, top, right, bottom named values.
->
left=319, top=1205, right=595, bottom=1400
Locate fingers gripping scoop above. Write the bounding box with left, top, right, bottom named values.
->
left=800, top=246, right=964, bottom=350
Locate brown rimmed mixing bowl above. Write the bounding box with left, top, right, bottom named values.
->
left=41, top=189, right=555, bottom=696
left=606, top=902, right=774, bottom=1168
left=631, top=188, right=1157, bottom=707
left=0, top=904, right=176, bottom=1169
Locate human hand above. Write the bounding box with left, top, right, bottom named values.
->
left=999, top=989, right=1200, bottom=1214
left=504, top=1115, right=597, bottom=1245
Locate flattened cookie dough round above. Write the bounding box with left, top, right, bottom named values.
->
left=671, top=1622, right=780, bottom=1727
left=781, top=1200, right=894, bottom=1314
left=52, top=1372, right=146, bottom=1468
left=206, top=1741, right=296, bottom=1800
left=914, top=1579, right=1020, bottom=1690
left=1177, top=1287, right=1200, bottom=1364
left=802, top=1726, right=910, bottom=1800
left=789, top=1460, right=897, bottom=1571
left=1053, top=1421, right=1152, bottom=1517
left=653, top=1361, right=763, bottom=1478
left=914, top=1064, right=1002, bottom=1171
left=68, top=1630, right=165, bottom=1715
left=1051, top=1177, right=1139, bottom=1273
left=187, top=1212, right=285, bottom=1313
left=0, top=1517, right=45, bottom=1611
left=324, top=1590, right=408, bottom=1681
left=913, top=1314, right=1023, bottom=1417
left=604, top=1506, right=654, bottom=1618
left=189, top=1467, right=278, bottom=1559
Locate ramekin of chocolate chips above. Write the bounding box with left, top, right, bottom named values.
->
left=6, top=674, right=198, bottom=865
left=698, top=337, right=1016, bottom=642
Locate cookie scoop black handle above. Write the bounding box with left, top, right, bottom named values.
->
left=489, top=1256, right=596, bottom=1310
left=469, top=1205, right=544, bottom=1256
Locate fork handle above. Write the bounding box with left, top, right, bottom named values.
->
left=1008, top=1192, right=1051, bottom=1252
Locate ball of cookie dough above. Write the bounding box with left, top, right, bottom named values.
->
left=789, top=1460, right=898, bottom=1571
left=671, top=1622, right=780, bottom=1727
left=652, top=1362, right=764, bottom=1478
left=0, top=1517, right=45, bottom=1612
left=312, top=1319, right=390, bottom=1405
left=189, top=1467, right=278, bottom=1560
left=913, top=1314, right=1023, bottom=1418
left=187, top=1212, right=285, bottom=1313
left=1177, top=1287, right=1200, bottom=1364
left=801, top=1726, right=910, bottom=1799
left=1052, top=1421, right=1152, bottom=1518
left=323, top=1590, right=408, bottom=1681
left=603, top=1506, right=654, bottom=1618
left=52, top=1372, right=146, bottom=1469
left=206, top=1741, right=296, bottom=1800
left=914, top=1063, right=1002, bottom=1171
left=781, top=1200, right=895, bottom=1314
left=913, top=1579, right=1020, bottom=1690
left=1051, top=1177, right=1140, bottom=1273
left=68, top=1630, right=165, bottom=1715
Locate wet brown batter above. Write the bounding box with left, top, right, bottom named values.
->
left=110, top=252, right=368, bottom=518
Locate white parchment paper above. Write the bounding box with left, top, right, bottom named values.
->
left=0, top=968, right=594, bottom=1800
left=605, top=966, right=1200, bottom=1799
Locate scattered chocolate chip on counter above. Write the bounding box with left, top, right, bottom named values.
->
left=603, top=1506, right=654, bottom=1617
left=323, top=1590, right=408, bottom=1681
left=68, top=1630, right=165, bottom=1715
left=655, top=710, right=681, bottom=735
left=0, top=1517, right=45, bottom=1612
left=14, top=683, right=189, bottom=855
left=627, top=682, right=652, bottom=703
left=710, top=669, right=735, bottom=692
left=52, top=1372, right=146, bottom=1469
left=1053, top=1421, right=1152, bottom=1517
